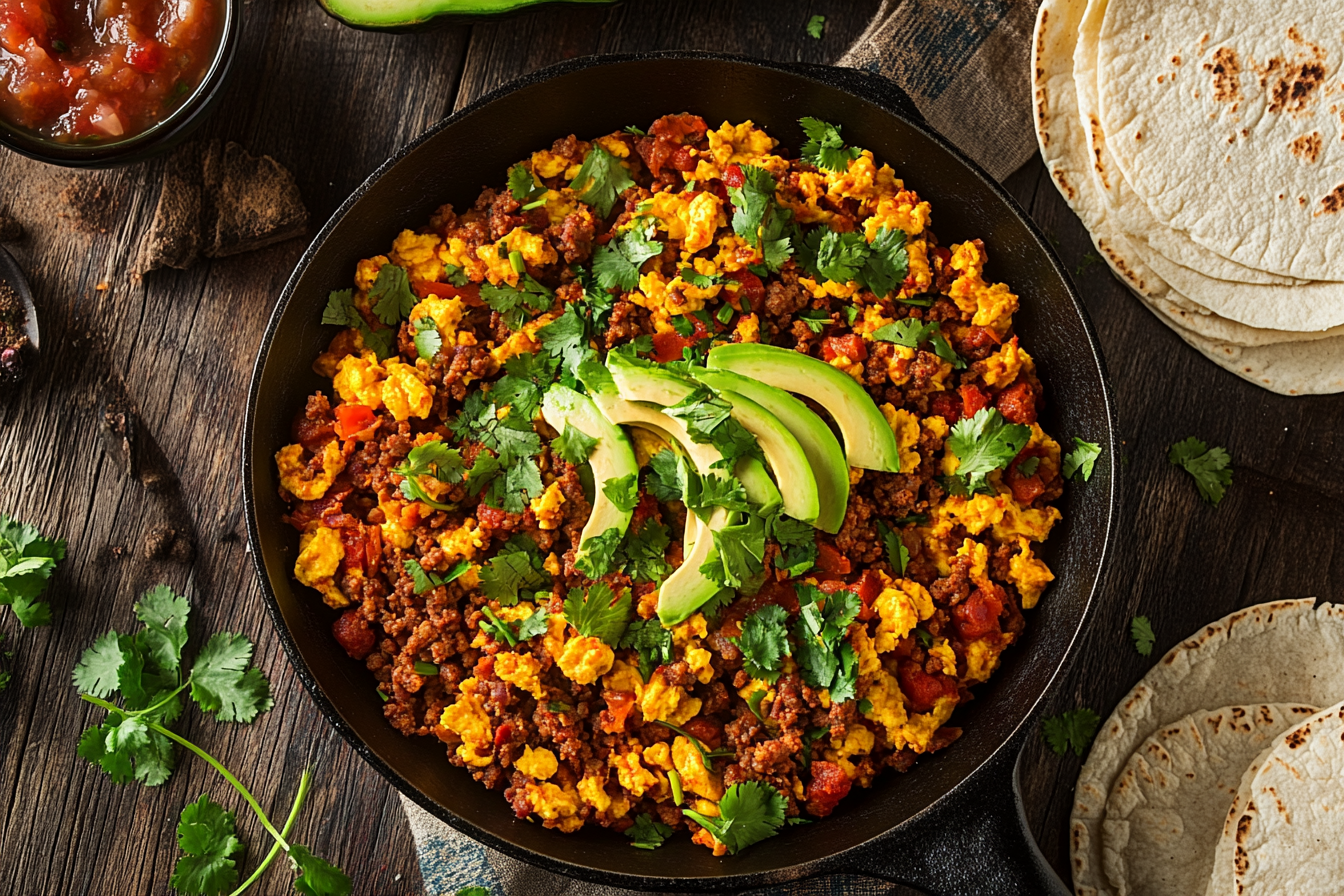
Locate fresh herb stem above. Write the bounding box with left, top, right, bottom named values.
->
left=668, top=768, right=684, bottom=806
left=226, top=768, right=312, bottom=896
left=80, top=694, right=291, bottom=852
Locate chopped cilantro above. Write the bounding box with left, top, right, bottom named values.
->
left=593, top=220, right=664, bottom=292
left=1168, top=437, right=1232, bottom=505
left=623, top=125, right=648, bottom=137
left=393, top=442, right=465, bottom=510
left=646, top=449, right=690, bottom=503
left=683, top=781, right=788, bottom=855
left=536, top=303, right=594, bottom=381
left=1062, top=437, right=1103, bottom=481
left=493, top=352, right=559, bottom=421
left=796, top=308, right=831, bottom=334
left=0, top=513, right=65, bottom=627
left=553, top=422, right=598, bottom=466
left=480, top=275, right=553, bottom=330
left=686, top=472, right=750, bottom=521
left=602, top=473, right=639, bottom=513
left=724, top=165, right=794, bottom=271
left=792, top=583, right=861, bottom=702
left=872, top=318, right=938, bottom=347
left=626, top=813, right=673, bottom=849
left=798, top=118, right=861, bottom=173
left=563, top=582, right=632, bottom=646
left=1016, top=456, right=1041, bottom=477
left=575, top=526, right=624, bottom=579
left=480, top=606, right=550, bottom=647
left=767, top=512, right=816, bottom=578
left=478, top=537, right=547, bottom=605
left=946, top=408, right=1032, bottom=494
left=443, top=264, right=469, bottom=287
left=450, top=393, right=545, bottom=513
left=913, top=627, right=934, bottom=649
left=842, top=305, right=860, bottom=324
left=1042, top=708, right=1101, bottom=757
left=618, top=519, right=673, bottom=585
left=806, top=14, right=825, bottom=38
left=733, top=604, right=790, bottom=683
left=701, top=514, right=766, bottom=589
left=859, top=226, right=909, bottom=299
left=746, top=688, right=768, bottom=721
left=570, top=144, right=636, bottom=218
left=1130, top=615, right=1155, bottom=657
left=404, top=559, right=470, bottom=595
left=619, top=618, right=674, bottom=681
left=411, top=317, right=442, bottom=361
left=507, top=163, right=546, bottom=202
left=680, top=267, right=721, bottom=289
left=369, top=263, right=418, bottom=326
left=665, top=388, right=763, bottom=467
left=877, top=521, right=908, bottom=575
left=321, top=288, right=394, bottom=360
left=801, top=228, right=865, bottom=284
left=929, top=330, right=967, bottom=370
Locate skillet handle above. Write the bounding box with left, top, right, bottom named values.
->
left=836, top=738, right=1071, bottom=896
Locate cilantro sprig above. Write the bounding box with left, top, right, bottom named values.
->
left=0, top=513, right=66, bottom=627
left=1168, top=437, right=1232, bottom=505
left=404, top=559, right=470, bottom=595
left=871, top=317, right=963, bottom=369
left=480, top=275, right=553, bottom=331
left=73, top=587, right=349, bottom=896
left=732, top=604, right=790, bottom=684
left=619, top=618, right=674, bottom=681
left=1062, top=437, right=1102, bottom=482
left=322, top=290, right=394, bottom=360
left=878, top=520, right=908, bottom=575
left=563, top=582, right=633, bottom=647
left=451, top=392, right=545, bottom=514
left=1130, top=615, right=1155, bottom=657
left=1041, top=707, right=1101, bottom=757
left=593, top=220, right=663, bottom=292
left=480, top=606, right=551, bottom=648
left=796, top=226, right=909, bottom=299
left=570, top=144, right=635, bottom=218
left=945, top=407, right=1031, bottom=494
left=478, top=535, right=548, bottom=605
left=682, top=781, right=788, bottom=855
left=726, top=165, right=794, bottom=271
left=393, top=442, right=465, bottom=511
left=792, top=583, right=860, bottom=703
left=625, top=813, right=673, bottom=850
left=798, top=118, right=861, bottom=173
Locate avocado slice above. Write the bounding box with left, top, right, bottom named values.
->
left=735, top=456, right=781, bottom=514
left=589, top=391, right=729, bottom=625
left=540, top=385, right=638, bottom=565
left=707, top=343, right=901, bottom=474
left=318, top=0, right=618, bottom=31
left=607, top=353, right=820, bottom=523
left=694, top=368, right=850, bottom=534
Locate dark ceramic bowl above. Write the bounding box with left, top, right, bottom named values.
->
left=0, top=0, right=239, bottom=168
left=244, top=53, right=1119, bottom=896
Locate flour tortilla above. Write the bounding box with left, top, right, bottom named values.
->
left=1098, top=0, right=1344, bottom=283
left=1068, top=600, right=1344, bottom=896
left=1146, top=293, right=1344, bottom=347
left=1205, top=745, right=1273, bottom=896
left=1072, top=0, right=1301, bottom=290
left=1101, top=704, right=1318, bottom=896
left=1230, top=702, right=1344, bottom=895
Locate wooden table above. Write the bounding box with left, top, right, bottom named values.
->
left=2, top=1, right=1341, bottom=893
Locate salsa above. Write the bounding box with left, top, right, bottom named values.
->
left=0, top=0, right=219, bottom=143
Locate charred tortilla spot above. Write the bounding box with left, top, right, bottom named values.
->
left=1204, top=46, right=1243, bottom=105
left=1289, top=132, right=1322, bottom=163
left=1316, top=183, right=1344, bottom=215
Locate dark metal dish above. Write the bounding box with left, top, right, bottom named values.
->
left=244, top=52, right=1117, bottom=896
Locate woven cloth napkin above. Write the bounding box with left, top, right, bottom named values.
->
left=401, top=2, right=1037, bottom=892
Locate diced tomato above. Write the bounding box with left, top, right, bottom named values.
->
left=821, top=334, right=867, bottom=363
left=958, top=384, right=990, bottom=418
left=953, top=585, right=1005, bottom=640
left=851, top=568, right=884, bottom=606
left=956, top=325, right=1000, bottom=356
left=669, top=145, right=697, bottom=171
left=339, top=526, right=369, bottom=574
left=930, top=392, right=963, bottom=423
left=897, top=660, right=958, bottom=712
left=1007, top=448, right=1048, bottom=504
left=816, top=543, right=852, bottom=576
left=933, top=246, right=953, bottom=267
left=333, top=403, right=377, bottom=439
left=805, top=761, right=853, bottom=817
left=476, top=503, right=517, bottom=531
left=649, top=113, right=707, bottom=142
left=493, top=722, right=514, bottom=746
left=726, top=270, right=765, bottom=307
left=331, top=610, right=375, bottom=660
left=682, top=717, right=724, bottom=750
left=630, top=491, right=660, bottom=527
left=599, top=691, right=637, bottom=734
left=650, top=316, right=711, bottom=363
left=722, top=163, right=745, bottom=188
left=412, top=280, right=482, bottom=305
left=127, top=40, right=164, bottom=73
left=996, top=381, right=1038, bottom=425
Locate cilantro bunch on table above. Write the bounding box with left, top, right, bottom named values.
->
left=73, top=585, right=349, bottom=896
left=0, top=513, right=66, bottom=627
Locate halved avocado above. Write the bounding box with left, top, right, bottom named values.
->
left=694, top=368, right=849, bottom=534
left=707, top=343, right=901, bottom=474
left=318, top=0, right=619, bottom=31
left=607, top=353, right=819, bottom=522
left=589, top=391, right=730, bottom=625
left=540, top=385, right=638, bottom=563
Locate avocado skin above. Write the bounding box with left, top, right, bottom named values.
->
left=317, top=0, right=621, bottom=31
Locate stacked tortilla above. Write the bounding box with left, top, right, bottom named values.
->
left=1070, top=600, right=1344, bottom=895
left=1032, top=0, right=1344, bottom=395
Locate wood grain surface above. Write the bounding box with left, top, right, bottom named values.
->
left=1, top=1, right=1341, bottom=894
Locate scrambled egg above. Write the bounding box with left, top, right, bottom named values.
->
left=556, top=635, right=615, bottom=685
left=437, top=518, right=485, bottom=561
left=642, top=741, right=673, bottom=771
left=494, top=651, right=546, bottom=699
left=712, top=233, right=758, bottom=272
left=640, top=671, right=702, bottom=725
left=490, top=311, right=555, bottom=368
left=602, top=659, right=645, bottom=699
left=955, top=537, right=992, bottom=591
left=632, top=269, right=713, bottom=317
left=531, top=148, right=582, bottom=179
left=936, top=493, right=1010, bottom=535
left=477, top=227, right=559, bottom=286
left=929, top=638, right=959, bottom=677
left=852, top=626, right=883, bottom=679
left=642, top=191, right=725, bottom=254
left=964, top=638, right=1003, bottom=684
left=294, top=527, right=347, bottom=608
left=992, top=502, right=1062, bottom=543
left=863, top=191, right=932, bottom=240
left=692, top=120, right=787, bottom=181
left=880, top=404, right=922, bottom=473
left=862, top=671, right=957, bottom=753
left=684, top=644, right=714, bottom=684
left=379, top=498, right=415, bottom=549
left=734, top=312, right=760, bottom=343
left=610, top=744, right=662, bottom=798
left=577, top=774, right=612, bottom=813
left=332, top=352, right=432, bottom=421
left=354, top=255, right=387, bottom=292
left=333, top=352, right=385, bottom=408
left=947, top=241, right=1019, bottom=335
left=1008, top=538, right=1054, bottom=609
left=980, top=336, right=1030, bottom=388
left=824, top=725, right=876, bottom=780
left=825, top=151, right=901, bottom=215
left=672, top=736, right=724, bottom=800
left=671, top=614, right=708, bottom=646
left=529, top=481, right=566, bottom=530
left=525, top=781, right=583, bottom=831
left=515, top=745, right=558, bottom=780
left=440, top=678, right=494, bottom=767
left=408, top=295, right=465, bottom=344
left=873, top=574, right=935, bottom=652
left=276, top=440, right=345, bottom=502
left=390, top=230, right=444, bottom=283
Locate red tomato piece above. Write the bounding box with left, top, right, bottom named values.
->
left=651, top=330, right=691, bottom=364
left=599, top=691, right=637, bottom=734
left=331, top=610, right=374, bottom=660
left=933, top=246, right=953, bottom=267
left=493, top=722, right=514, bottom=746
left=338, top=526, right=368, bottom=574
left=851, top=568, right=884, bottom=606
left=996, top=381, right=1038, bottom=424
left=649, top=113, right=707, bottom=142
left=127, top=40, right=164, bottom=74
left=805, top=761, right=853, bottom=817
left=897, top=660, right=958, bottom=712
left=682, top=717, right=724, bottom=750
left=630, top=491, right=660, bottom=528
left=930, top=392, right=963, bottom=423
left=669, top=145, right=697, bottom=171
left=722, top=163, right=745, bottom=188
left=821, top=334, right=868, bottom=362
left=952, top=586, right=1005, bottom=640
left=727, top=270, right=765, bottom=307
left=816, top=543, right=852, bottom=576
left=959, top=384, right=990, bottom=418
left=333, top=404, right=376, bottom=439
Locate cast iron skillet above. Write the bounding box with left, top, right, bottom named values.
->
left=243, top=52, right=1117, bottom=896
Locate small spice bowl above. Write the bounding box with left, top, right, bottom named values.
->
left=0, top=246, right=38, bottom=387
left=0, top=0, right=240, bottom=169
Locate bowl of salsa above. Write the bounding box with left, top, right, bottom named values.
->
left=0, top=0, right=237, bottom=166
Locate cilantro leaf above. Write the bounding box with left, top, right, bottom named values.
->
left=928, top=330, right=967, bottom=370
left=321, top=289, right=395, bottom=360
left=796, top=309, right=831, bottom=334
left=792, top=583, right=861, bottom=695
left=617, top=519, right=672, bottom=585
left=683, top=781, right=787, bottom=855
left=537, top=302, right=594, bottom=380
left=665, top=388, right=763, bottom=466
left=480, top=276, right=554, bottom=330
left=1062, top=437, right=1103, bottom=482
left=1016, top=456, right=1041, bottom=477
left=602, top=473, right=639, bottom=513
left=872, top=318, right=938, bottom=348
left=810, top=229, right=867, bottom=284
left=946, top=408, right=1032, bottom=493
left=727, top=165, right=777, bottom=244
left=770, top=511, right=817, bottom=578
left=369, top=264, right=418, bottom=327
left=619, top=618, right=675, bottom=681
left=593, top=221, right=663, bottom=292
left=405, top=559, right=470, bottom=595
left=0, top=513, right=65, bottom=627
left=878, top=521, right=908, bottom=575
left=74, top=631, right=129, bottom=698
left=1168, top=437, right=1232, bottom=505
left=494, top=352, right=559, bottom=421
left=571, top=144, right=635, bottom=218
left=507, top=163, right=546, bottom=202
left=575, top=526, right=623, bottom=579
left=859, top=226, right=908, bottom=299
left=1041, top=708, right=1101, bottom=757
left=733, top=604, right=790, bottom=683
left=479, top=542, right=547, bottom=606
left=647, top=450, right=690, bottom=503
left=411, top=317, right=442, bottom=361
left=553, top=422, right=598, bottom=466
left=189, top=633, right=273, bottom=724
left=564, top=582, right=632, bottom=646
left=170, top=794, right=243, bottom=896
left=798, top=118, right=861, bottom=173
left=289, top=843, right=353, bottom=896
left=806, top=14, right=825, bottom=38
left=78, top=713, right=176, bottom=786
left=393, top=441, right=465, bottom=510
left=480, top=606, right=550, bottom=647
left=1130, top=615, right=1155, bottom=657
left=701, top=513, right=766, bottom=589
left=625, top=812, right=673, bottom=849
left=134, top=585, right=190, bottom=676
left=687, top=472, right=749, bottom=521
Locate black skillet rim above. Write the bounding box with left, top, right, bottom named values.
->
left=242, top=49, right=1118, bottom=891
